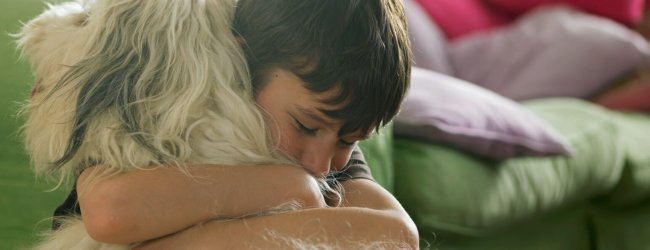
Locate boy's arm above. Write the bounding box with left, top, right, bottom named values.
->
left=134, top=178, right=419, bottom=249
left=340, top=178, right=411, bottom=213
left=135, top=206, right=418, bottom=249
left=329, top=148, right=416, bottom=233
left=78, top=164, right=326, bottom=244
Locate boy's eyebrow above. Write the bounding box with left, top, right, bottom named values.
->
left=352, top=131, right=372, bottom=141
left=296, top=105, right=338, bottom=127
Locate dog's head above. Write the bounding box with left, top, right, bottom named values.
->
left=18, top=0, right=278, bottom=179
left=17, top=1, right=90, bottom=178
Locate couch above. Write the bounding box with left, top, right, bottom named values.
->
left=355, top=0, right=650, bottom=249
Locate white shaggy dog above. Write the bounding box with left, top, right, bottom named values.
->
left=17, top=0, right=312, bottom=249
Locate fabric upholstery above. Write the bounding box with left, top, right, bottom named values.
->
left=602, top=112, right=650, bottom=206
left=394, top=99, right=624, bottom=233
left=450, top=6, right=650, bottom=101
left=358, top=125, right=394, bottom=192
left=394, top=68, right=573, bottom=160
left=405, top=0, right=454, bottom=74
left=596, top=80, right=650, bottom=112
left=415, top=0, right=509, bottom=40
left=591, top=200, right=650, bottom=250
left=485, top=0, right=646, bottom=26
left=420, top=207, right=590, bottom=250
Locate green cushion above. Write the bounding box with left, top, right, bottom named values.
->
left=394, top=98, right=624, bottom=235
left=359, top=124, right=394, bottom=192
left=589, top=111, right=650, bottom=250
left=423, top=206, right=590, bottom=250
left=591, top=199, right=650, bottom=250
left=603, top=112, right=650, bottom=206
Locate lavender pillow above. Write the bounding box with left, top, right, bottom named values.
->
left=449, top=6, right=650, bottom=101
left=394, top=68, right=574, bottom=160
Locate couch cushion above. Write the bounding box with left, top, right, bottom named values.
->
left=423, top=207, right=590, bottom=250
left=601, top=111, right=650, bottom=206
left=394, top=68, right=573, bottom=160
left=596, top=79, right=650, bottom=112
left=591, top=199, right=650, bottom=250
left=358, top=124, right=394, bottom=192
left=405, top=0, right=454, bottom=74
left=449, top=6, right=650, bottom=101
left=415, top=0, right=510, bottom=40
left=394, top=98, right=624, bottom=234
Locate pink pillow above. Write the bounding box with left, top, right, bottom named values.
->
left=415, top=0, right=510, bottom=40
left=394, top=68, right=574, bottom=160
left=596, top=81, right=650, bottom=112
left=486, top=0, right=645, bottom=26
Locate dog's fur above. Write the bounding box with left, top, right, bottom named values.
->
left=17, top=0, right=296, bottom=249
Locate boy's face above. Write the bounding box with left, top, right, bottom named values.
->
left=255, top=68, right=369, bottom=177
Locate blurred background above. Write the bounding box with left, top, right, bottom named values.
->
left=0, top=0, right=68, bottom=249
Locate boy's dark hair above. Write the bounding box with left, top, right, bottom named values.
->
left=233, top=0, right=411, bottom=135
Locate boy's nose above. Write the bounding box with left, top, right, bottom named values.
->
left=299, top=146, right=332, bottom=177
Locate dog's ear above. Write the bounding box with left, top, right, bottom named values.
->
left=16, top=1, right=89, bottom=97
left=16, top=2, right=87, bottom=60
